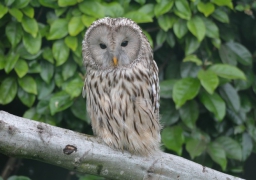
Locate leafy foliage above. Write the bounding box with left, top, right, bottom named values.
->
left=0, top=0, right=256, bottom=178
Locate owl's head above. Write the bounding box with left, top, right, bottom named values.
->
left=82, top=17, right=151, bottom=70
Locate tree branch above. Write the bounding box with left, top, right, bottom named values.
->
left=0, top=111, right=243, bottom=180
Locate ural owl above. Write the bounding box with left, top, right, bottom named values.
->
left=82, top=17, right=161, bottom=156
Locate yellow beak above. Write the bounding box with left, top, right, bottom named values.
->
left=113, top=57, right=118, bottom=66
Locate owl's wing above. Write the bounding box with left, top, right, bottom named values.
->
left=151, top=60, right=160, bottom=116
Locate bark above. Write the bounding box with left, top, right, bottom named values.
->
left=0, top=111, right=243, bottom=180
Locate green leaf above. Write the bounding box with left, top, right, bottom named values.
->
left=211, top=38, right=221, bottom=49
left=187, top=16, right=206, bottom=42
left=197, top=69, right=219, bottom=94
left=185, top=36, right=200, bottom=55
left=180, top=62, right=200, bottom=78
left=0, top=4, right=8, bottom=18
left=166, top=31, right=175, bottom=47
left=18, top=76, right=37, bottom=95
left=71, top=98, right=87, bottom=122
left=9, top=8, right=23, bottom=22
left=52, top=40, right=70, bottom=66
left=183, top=55, right=202, bottom=66
left=211, top=8, right=229, bottom=23
left=5, top=51, right=19, bottom=74
left=47, top=18, right=68, bottom=40
left=7, top=176, right=31, bottom=180
left=14, top=59, right=28, bottom=78
left=160, top=100, right=179, bottom=126
left=219, top=83, right=240, bottom=112
left=218, top=44, right=237, bottom=66
left=197, top=2, right=215, bottom=17
left=58, top=0, right=77, bottom=7
left=179, top=100, right=198, bottom=129
left=160, top=79, right=177, bottom=98
left=62, top=74, right=83, bottom=98
left=174, top=0, right=191, bottom=20
left=226, top=108, right=246, bottom=125
left=158, top=15, right=176, bottom=32
left=240, top=94, right=251, bottom=113
left=199, top=91, right=225, bottom=121
left=173, top=19, right=188, bottom=39
left=186, top=138, right=206, bottom=159
left=212, top=0, right=233, bottom=9
left=209, top=64, right=246, bottom=80
left=23, top=32, right=41, bottom=54
left=81, top=15, right=96, bottom=27
left=253, top=76, right=256, bottom=94
left=0, top=77, right=17, bottom=105
left=54, top=73, right=64, bottom=88
left=55, top=8, right=67, bottom=17
left=78, top=1, right=104, bottom=18
left=36, top=100, right=50, bottom=114
left=138, top=4, right=154, bottom=17
left=18, top=88, right=35, bottom=107
left=12, top=0, right=30, bottom=8
left=40, top=61, right=54, bottom=84
left=154, top=0, right=174, bottom=17
left=36, top=79, right=55, bottom=100
left=124, top=11, right=152, bottom=23
left=64, top=36, right=78, bottom=51
left=234, top=70, right=254, bottom=90
left=21, top=16, right=38, bottom=37
left=5, top=0, right=15, bottom=6
left=29, top=0, right=40, bottom=7
left=23, top=108, right=41, bottom=121
left=73, top=37, right=82, bottom=58
left=234, top=124, right=245, bottom=134
left=203, top=18, right=219, bottom=38
left=68, top=16, right=84, bottom=36
left=207, top=142, right=227, bottom=171
left=27, top=60, right=41, bottom=73
left=143, top=30, right=153, bottom=47
left=156, top=30, right=167, bottom=46
left=39, top=0, right=58, bottom=8
left=173, top=77, right=200, bottom=108
left=242, top=133, right=253, bottom=161
left=49, top=91, right=73, bottom=115
left=215, top=136, right=242, bottom=161
left=161, top=126, right=184, bottom=155
left=6, top=21, right=23, bottom=48
left=225, top=42, right=252, bottom=66
left=0, top=54, right=5, bottom=70
left=43, top=47, right=54, bottom=63
left=62, top=59, right=77, bottom=80
left=21, top=6, right=34, bottom=18
left=103, top=2, right=124, bottom=17
left=38, top=23, right=48, bottom=37
left=135, top=0, right=145, bottom=5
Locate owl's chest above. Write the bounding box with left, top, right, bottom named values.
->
left=86, top=67, right=151, bottom=102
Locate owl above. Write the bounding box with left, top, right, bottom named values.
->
left=82, top=17, right=161, bottom=156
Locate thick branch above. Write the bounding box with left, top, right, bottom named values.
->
left=0, top=111, right=243, bottom=180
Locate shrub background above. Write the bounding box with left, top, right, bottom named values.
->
left=0, top=0, right=256, bottom=179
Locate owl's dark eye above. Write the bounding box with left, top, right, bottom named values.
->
left=99, top=43, right=107, bottom=49
left=121, top=41, right=128, bottom=47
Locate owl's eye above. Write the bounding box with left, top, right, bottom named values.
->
left=121, top=41, right=128, bottom=47
left=99, top=43, right=107, bottom=49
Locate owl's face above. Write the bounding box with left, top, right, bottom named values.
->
left=83, top=18, right=143, bottom=69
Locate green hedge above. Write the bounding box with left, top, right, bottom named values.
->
left=0, top=0, right=256, bottom=177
